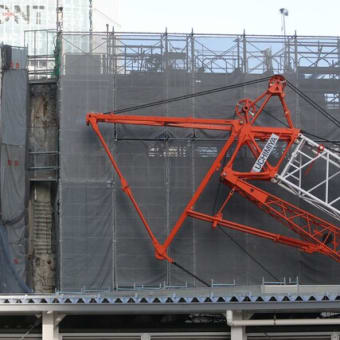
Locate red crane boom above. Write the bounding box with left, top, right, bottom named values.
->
left=86, top=75, right=340, bottom=264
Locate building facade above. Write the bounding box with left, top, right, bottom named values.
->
left=0, top=0, right=90, bottom=55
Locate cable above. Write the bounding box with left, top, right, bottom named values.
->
left=257, top=105, right=340, bottom=152
left=172, top=261, right=210, bottom=287
left=19, top=317, right=41, bottom=340
left=102, top=71, right=340, bottom=151
left=211, top=156, right=281, bottom=282
left=300, top=130, right=340, bottom=148
left=287, top=80, right=340, bottom=129
left=103, top=74, right=340, bottom=140
left=217, top=227, right=280, bottom=282
left=104, top=77, right=340, bottom=282
left=105, top=77, right=271, bottom=114
left=107, top=75, right=340, bottom=152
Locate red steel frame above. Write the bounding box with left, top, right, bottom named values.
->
left=86, top=75, right=340, bottom=263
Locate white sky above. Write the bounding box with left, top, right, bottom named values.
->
left=94, top=0, right=340, bottom=36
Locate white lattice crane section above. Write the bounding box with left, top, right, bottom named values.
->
left=276, top=134, right=340, bottom=221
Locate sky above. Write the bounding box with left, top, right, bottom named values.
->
left=94, top=0, right=340, bottom=36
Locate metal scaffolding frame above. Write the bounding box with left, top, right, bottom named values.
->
left=24, top=30, right=340, bottom=79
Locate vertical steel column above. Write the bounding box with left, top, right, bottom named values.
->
left=112, top=27, right=116, bottom=75
left=56, top=0, right=59, bottom=31
left=89, top=0, right=93, bottom=53
left=164, top=29, right=170, bottom=283
left=294, top=32, right=301, bottom=127
left=89, top=0, right=93, bottom=34
left=34, top=30, right=36, bottom=76
left=237, top=37, right=240, bottom=70
left=42, top=312, right=55, bottom=340
left=42, top=312, right=65, bottom=340
left=165, top=137, right=170, bottom=284
left=106, top=24, right=110, bottom=73
left=124, top=45, right=127, bottom=75
left=294, top=31, right=298, bottom=70
left=287, top=36, right=291, bottom=71
left=112, top=137, right=117, bottom=289
left=337, top=38, right=340, bottom=68
left=190, top=30, right=197, bottom=286
left=230, top=311, right=247, bottom=340
left=111, top=28, right=117, bottom=290
left=331, top=333, right=340, bottom=340
left=164, top=29, right=169, bottom=111
left=242, top=31, right=247, bottom=73
left=191, top=30, right=196, bottom=115
left=186, top=33, right=189, bottom=71
left=112, top=28, right=117, bottom=138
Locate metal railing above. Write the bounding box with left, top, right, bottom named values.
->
left=28, top=151, right=58, bottom=181
left=24, top=30, right=340, bottom=79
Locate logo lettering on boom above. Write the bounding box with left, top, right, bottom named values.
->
left=251, top=134, right=279, bottom=172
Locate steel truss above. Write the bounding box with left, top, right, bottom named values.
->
left=277, top=133, right=340, bottom=221
left=86, top=75, right=340, bottom=265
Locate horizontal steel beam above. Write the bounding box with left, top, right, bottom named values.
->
left=1, top=301, right=340, bottom=315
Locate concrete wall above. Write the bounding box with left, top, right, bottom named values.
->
left=28, top=82, right=58, bottom=293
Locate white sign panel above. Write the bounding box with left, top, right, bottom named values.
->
left=251, top=133, right=279, bottom=172
left=0, top=4, right=45, bottom=25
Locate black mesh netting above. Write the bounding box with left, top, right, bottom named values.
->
left=58, top=33, right=340, bottom=291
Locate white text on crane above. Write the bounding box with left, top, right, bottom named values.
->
left=251, top=134, right=279, bottom=172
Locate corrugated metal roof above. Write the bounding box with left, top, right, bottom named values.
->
left=1, top=286, right=340, bottom=313
left=0, top=293, right=338, bottom=304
